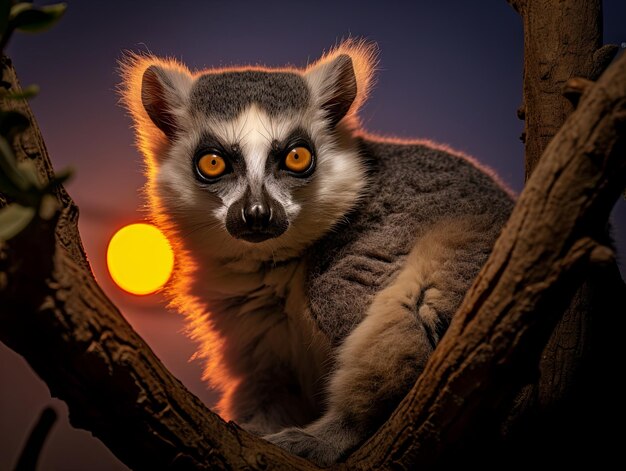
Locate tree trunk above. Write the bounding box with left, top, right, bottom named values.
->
left=510, top=0, right=615, bottom=179
left=1, top=43, right=626, bottom=469
left=346, top=44, right=626, bottom=469
left=502, top=1, right=626, bottom=466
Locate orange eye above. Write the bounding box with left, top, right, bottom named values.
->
left=197, top=154, right=227, bottom=179
left=284, top=147, right=313, bottom=173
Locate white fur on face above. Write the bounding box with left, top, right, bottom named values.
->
left=152, top=99, right=368, bottom=263
left=206, top=105, right=303, bottom=223
left=121, top=40, right=378, bottom=263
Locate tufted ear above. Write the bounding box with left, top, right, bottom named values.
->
left=304, top=40, right=378, bottom=127
left=305, top=54, right=357, bottom=127
left=140, top=64, right=194, bottom=139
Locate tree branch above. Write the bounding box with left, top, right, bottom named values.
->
left=346, top=48, right=626, bottom=469
left=0, top=58, right=317, bottom=471
left=502, top=2, right=625, bottom=464
left=15, top=407, right=57, bottom=471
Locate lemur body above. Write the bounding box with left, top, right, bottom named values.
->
left=122, top=41, right=514, bottom=465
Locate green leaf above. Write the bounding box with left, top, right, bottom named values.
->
left=0, top=202, right=35, bottom=240
left=50, top=166, right=72, bottom=187
left=0, top=84, right=39, bottom=100
left=16, top=159, right=41, bottom=187
left=10, top=2, right=66, bottom=33
left=38, top=193, right=58, bottom=220
left=8, top=2, right=33, bottom=20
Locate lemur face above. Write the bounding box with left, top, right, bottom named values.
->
left=123, top=43, right=375, bottom=259
left=174, top=70, right=323, bottom=245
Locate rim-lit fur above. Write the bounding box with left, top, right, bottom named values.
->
left=119, top=40, right=378, bottom=417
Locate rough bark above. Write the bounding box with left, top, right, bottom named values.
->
left=509, top=0, right=616, bottom=178
left=0, top=57, right=316, bottom=471
left=0, top=57, right=87, bottom=270
left=503, top=1, right=626, bottom=464
left=1, top=45, right=626, bottom=470
left=345, top=46, right=626, bottom=470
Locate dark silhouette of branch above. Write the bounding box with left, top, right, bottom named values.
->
left=14, top=407, right=58, bottom=471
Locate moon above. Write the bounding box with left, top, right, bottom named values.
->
left=106, top=223, right=174, bottom=295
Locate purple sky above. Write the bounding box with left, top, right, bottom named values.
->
left=2, top=1, right=625, bottom=469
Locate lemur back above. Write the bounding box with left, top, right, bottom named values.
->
left=122, top=40, right=514, bottom=466
left=308, top=138, right=513, bottom=345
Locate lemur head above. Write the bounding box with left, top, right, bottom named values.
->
left=122, top=41, right=377, bottom=261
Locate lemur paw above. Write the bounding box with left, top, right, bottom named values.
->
left=264, top=427, right=343, bottom=467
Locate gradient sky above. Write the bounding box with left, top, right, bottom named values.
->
left=2, top=1, right=625, bottom=469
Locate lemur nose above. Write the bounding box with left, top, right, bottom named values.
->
left=243, top=202, right=272, bottom=230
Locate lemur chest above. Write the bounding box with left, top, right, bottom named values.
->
left=207, top=258, right=331, bottom=378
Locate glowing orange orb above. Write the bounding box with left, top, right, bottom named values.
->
left=107, top=223, right=174, bottom=295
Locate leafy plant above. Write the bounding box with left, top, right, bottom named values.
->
left=0, top=1, right=69, bottom=240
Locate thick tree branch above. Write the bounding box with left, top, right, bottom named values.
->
left=502, top=2, right=625, bottom=464
left=0, top=57, right=87, bottom=269
left=346, top=49, right=626, bottom=469
left=0, top=58, right=317, bottom=471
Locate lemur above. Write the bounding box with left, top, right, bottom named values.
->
left=121, top=40, right=514, bottom=466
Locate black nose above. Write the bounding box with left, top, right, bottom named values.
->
left=243, top=202, right=272, bottom=230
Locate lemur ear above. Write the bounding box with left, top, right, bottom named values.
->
left=141, top=64, right=194, bottom=139
left=305, top=54, right=357, bottom=127
left=304, top=41, right=378, bottom=127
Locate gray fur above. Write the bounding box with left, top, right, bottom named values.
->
left=306, top=139, right=514, bottom=346
left=190, top=70, right=309, bottom=120
left=265, top=141, right=513, bottom=465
